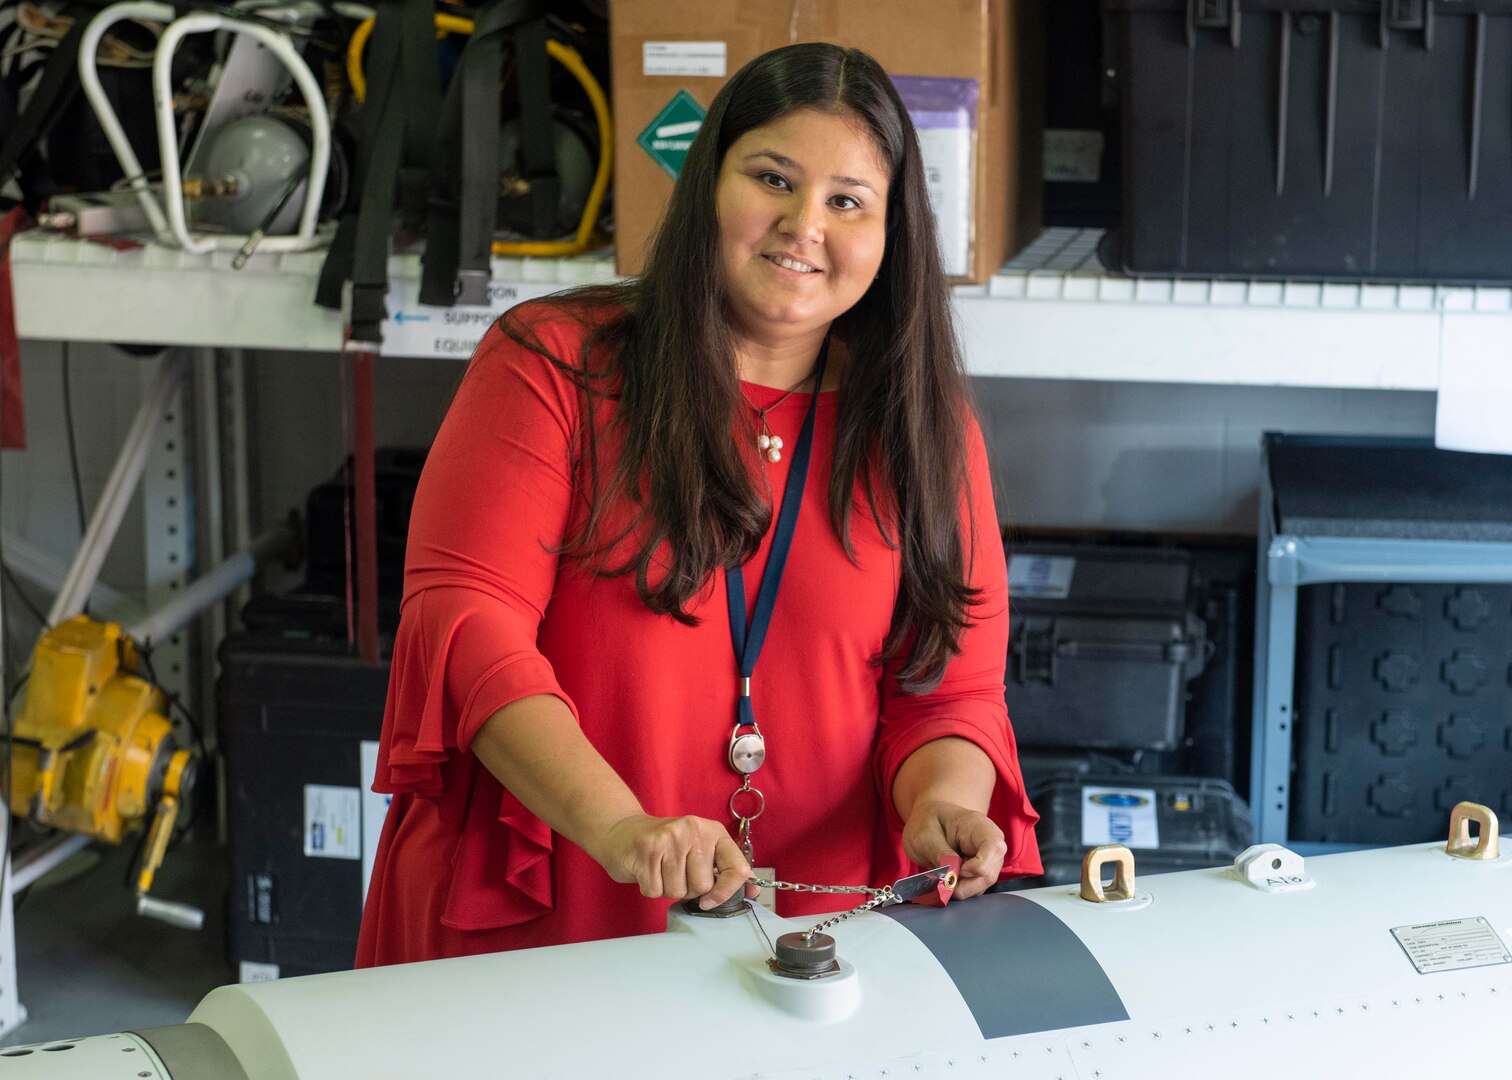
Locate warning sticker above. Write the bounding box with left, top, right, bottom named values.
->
left=637, top=90, right=706, bottom=179
left=1391, top=917, right=1511, bottom=975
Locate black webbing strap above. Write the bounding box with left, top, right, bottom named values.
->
left=315, top=0, right=440, bottom=342
left=512, top=16, right=561, bottom=235
left=417, top=0, right=549, bottom=308
left=0, top=3, right=96, bottom=190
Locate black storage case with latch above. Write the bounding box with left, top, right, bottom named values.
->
left=1005, top=543, right=1209, bottom=750
left=220, top=595, right=391, bottom=978
left=1026, top=773, right=1254, bottom=886
left=1103, top=0, right=1512, bottom=283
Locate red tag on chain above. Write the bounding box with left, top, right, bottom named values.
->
left=911, top=855, right=962, bottom=908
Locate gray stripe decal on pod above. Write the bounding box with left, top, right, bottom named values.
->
left=885, top=893, right=1129, bottom=1038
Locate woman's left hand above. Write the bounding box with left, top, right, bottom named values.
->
left=901, top=799, right=1007, bottom=900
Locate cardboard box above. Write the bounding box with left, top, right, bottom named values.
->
left=609, top=0, right=1043, bottom=284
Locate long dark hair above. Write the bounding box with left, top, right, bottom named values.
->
left=505, top=42, right=979, bottom=692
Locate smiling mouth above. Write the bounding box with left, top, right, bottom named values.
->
left=763, top=254, right=821, bottom=274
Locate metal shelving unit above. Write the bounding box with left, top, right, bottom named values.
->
left=16, top=227, right=1510, bottom=385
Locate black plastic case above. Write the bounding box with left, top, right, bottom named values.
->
left=1005, top=543, right=1208, bottom=750
left=304, top=447, right=425, bottom=601
left=1104, top=0, right=1512, bottom=283
left=219, top=596, right=391, bottom=978
left=1027, top=774, right=1254, bottom=886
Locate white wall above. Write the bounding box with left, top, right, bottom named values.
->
left=0, top=338, right=1444, bottom=703
left=5, top=345, right=1443, bottom=596
left=971, top=377, right=1438, bottom=534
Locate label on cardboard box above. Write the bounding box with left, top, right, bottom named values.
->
left=637, top=89, right=707, bottom=180
left=643, top=41, right=726, bottom=78
left=891, top=76, right=977, bottom=279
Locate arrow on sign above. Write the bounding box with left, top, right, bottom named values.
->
left=394, top=312, right=431, bottom=324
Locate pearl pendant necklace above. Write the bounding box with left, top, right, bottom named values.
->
left=751, top=366, right=819, bottom=465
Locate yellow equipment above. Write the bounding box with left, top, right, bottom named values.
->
left=8, top=615, right=195, bottom=904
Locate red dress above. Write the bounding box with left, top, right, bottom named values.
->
left=356, top=306, right=1041, bottom=966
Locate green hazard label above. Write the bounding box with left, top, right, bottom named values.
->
left=636, top=89, right=707, bottom=179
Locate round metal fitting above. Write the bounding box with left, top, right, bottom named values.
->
left=771, top=932, right=840, bottom=979
left=679, top=895, right=748, bottom=919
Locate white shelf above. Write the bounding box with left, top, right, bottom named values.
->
left=15, top=227, right=1507, bottom=388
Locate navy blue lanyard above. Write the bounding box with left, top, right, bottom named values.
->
left=725, top=338, right=830, bottom=734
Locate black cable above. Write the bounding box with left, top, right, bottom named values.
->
left=60, top=341, right=88, bottom=543
left=136, top=644, right=207, bottom=762
left=1, top=565, right=45, bottom=628
left=4, top=671, right=27, bottom=715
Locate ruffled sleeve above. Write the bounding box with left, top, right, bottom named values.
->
left=872, top=417, right=1042, bottom=883
left=371, top=309, right=586, bottom=927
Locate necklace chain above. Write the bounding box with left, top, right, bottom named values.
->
left=751, top=369, right=817, bottom=464
left=753, top=371, right=814, bottom=419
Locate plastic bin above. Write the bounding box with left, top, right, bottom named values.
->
left=1254, top=433, right=1512, bottom=850
left=1104, top=0, right=1512, bottom=283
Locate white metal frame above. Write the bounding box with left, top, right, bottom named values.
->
left=140, top=363, right=193, bottom=705
left=78, top=1, right=331, bottom=256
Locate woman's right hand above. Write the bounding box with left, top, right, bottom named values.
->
left=592, top=814, right=755, bottom=909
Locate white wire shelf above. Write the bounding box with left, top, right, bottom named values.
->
left=15, top=226, right=1503, bottom=388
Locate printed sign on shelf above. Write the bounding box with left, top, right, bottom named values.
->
left=378, top=276, right=585, bottom=361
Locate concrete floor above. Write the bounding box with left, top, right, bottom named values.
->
left=3, top=830, right=232, bottom=1046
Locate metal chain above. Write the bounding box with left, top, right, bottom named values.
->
left=748, top=877, right=887, bottom=896
left=746, top=877, right=897, bottom=942
left=801, top=887, right=897, bottom=940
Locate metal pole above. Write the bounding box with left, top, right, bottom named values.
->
left=1, top=530, right=143, bottom=625
left=10, top=833, right=92, bottom=893
left=126, top=525, right=291, bottom=648
left=48, top=350, right=189, bottom=627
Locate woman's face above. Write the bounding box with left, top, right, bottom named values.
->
left=715, top=108, right=890, bottom=346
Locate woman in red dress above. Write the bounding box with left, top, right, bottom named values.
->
left=357, top=42, right=1040, bottom=966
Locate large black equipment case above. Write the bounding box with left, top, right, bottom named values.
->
left=1270, top=435, right=1512, bottom=844
left=1027, top=774, right=1253, bottom=886
left=1104, top=0, right=1512, bottom=283
left=303, top=447, right=425, bottom=603
left=1005, top=543, right=1209, bottom=751
left=220, top=595, right=390, bottom=978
